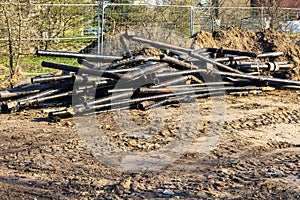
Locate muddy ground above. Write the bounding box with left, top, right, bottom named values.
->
left=0, top=89, right=299, bottom=199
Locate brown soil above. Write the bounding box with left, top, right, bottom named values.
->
left=194, top=27, right=300, bottom=71
left=0, top=90, right=299, bottom=199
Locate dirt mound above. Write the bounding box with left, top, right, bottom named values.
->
left=193, top=27, right=300, bottom=77
left=193, top=31, right=217, bottom=48
left=257, top=29, right=300, bottom=65
left=213, top=27, right=259, bottom=52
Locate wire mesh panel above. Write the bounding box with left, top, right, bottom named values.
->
left=0, top=2, right=98, bottom=75
left=194, top=6, right=300, bottom=33
left=104, top=4, right=194, bottom=37
left=1, top=2, right=300, bottom=77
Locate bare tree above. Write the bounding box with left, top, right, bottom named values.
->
left=0, top=2, right=25, bottom=81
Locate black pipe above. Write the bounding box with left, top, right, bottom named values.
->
left=105, top=56, right=151, bottom=70
left=31, top=74, right=75, bottom=84
left=41, top=61, right=121, bottom=80
left=37, top=50, right=123, bottom=62
left=78, top=58, right=140, bottom=73
left=120, top=35, right=133, bottom=58
left=17, top=82, right=73, bottom=107
left=84, top=91, right=134, bottom=107
left=48, top=109, right=74, bottom=122
left=215, top=52, right=283, bottom=62
left=22, top=91, right=73, bottom=107
left=155, top=69, right=300, bottom=86
left=125, top=31, right=192, bottom=53
left=206, top=48, right=257, bottom=58
left=151, top=76, right=189, bottom=87
left=81, top=86, right=263, bottom=113
left=137, top=86, right=263, bottom=95
left=121, top=62, right=169, bottom=80
left=189, top=51, right=244, bottom=74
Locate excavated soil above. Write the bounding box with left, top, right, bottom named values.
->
left=0, top=90, right=299, bottom=199
left=194, top=27, right=300, bottom=73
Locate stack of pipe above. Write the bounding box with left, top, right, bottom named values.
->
left=0, top=32, right=298, bottom=122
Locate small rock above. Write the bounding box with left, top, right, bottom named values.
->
left=120, top=177, right=132, bottom=191
left=81, top=191, right=89, bottom=196
left=163, top=189, right=175, bottom=195
left=64, top=121, right=72, bottom=127
left=268, top=169, right=284, bottom=176
left=214, top=181, right=226, bottom=188
left=105, top=125, right=111, bottom=130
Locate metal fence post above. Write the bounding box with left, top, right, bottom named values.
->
left=97, top=0, right=101, bottom=54
left=101, top=1, right=106, bottom=55
left=190, top=6, right=195, bottom=37
left=261, top=6, right=264, bottom=30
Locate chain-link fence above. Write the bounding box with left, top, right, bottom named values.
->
left=0, top=2, right=99, bottom=76
left=1, top=1, right=300, bottom=76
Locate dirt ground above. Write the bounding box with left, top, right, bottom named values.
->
left=0, top=89, right=299, bottom=199
left=0, top=27, right=299, bottom=199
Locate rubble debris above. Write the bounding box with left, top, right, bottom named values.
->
left=1, top=31, right=300, bottom=122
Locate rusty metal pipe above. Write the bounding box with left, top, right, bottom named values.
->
left=0, top=83, right=55, bottom=99
left=137, top=100, right=155, bottom=111
left=0, top=90, right=41, bottom=99
left=159, top=54, right=198, bottom=70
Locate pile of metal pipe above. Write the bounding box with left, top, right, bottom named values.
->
left=1, top=32, right=299, bottom=122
